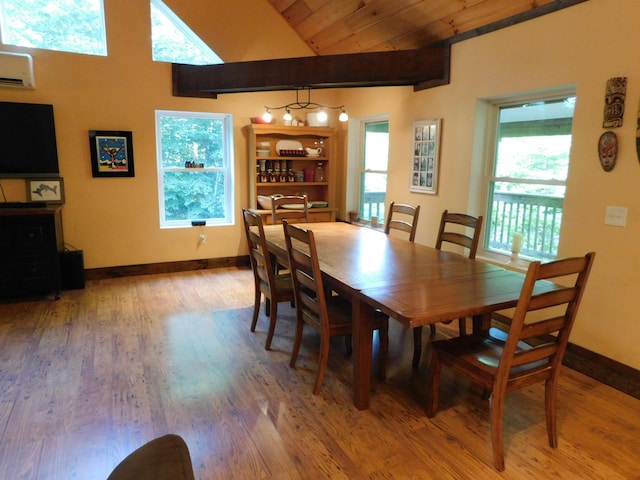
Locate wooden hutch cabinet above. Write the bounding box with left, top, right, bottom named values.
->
left=247, top=124, right=338, bottom=223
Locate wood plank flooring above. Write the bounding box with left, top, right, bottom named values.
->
left=1, top=267, right=639, bottom=479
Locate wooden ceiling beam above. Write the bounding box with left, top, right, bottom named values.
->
left=172, top=46, right=449, bottom=98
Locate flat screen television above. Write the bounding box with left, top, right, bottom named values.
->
left=0, top=101, right=60, bottom=178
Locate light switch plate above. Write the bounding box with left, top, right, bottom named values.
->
left=605, top=206, right=627, bottom=227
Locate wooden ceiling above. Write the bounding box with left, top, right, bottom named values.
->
left=173, top=0, right=588, bottom=98
left=266, top=0, right=588, bottom=55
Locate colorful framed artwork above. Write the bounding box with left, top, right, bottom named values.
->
left=89, top=130, right=135, bottom=177
left=409, top=119, right=441, bottom=194
left=26, top=177, right=65, bottom=204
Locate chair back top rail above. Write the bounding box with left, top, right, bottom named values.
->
left=436, top=209, right=483, bottom=259
left=271, top=195, right=309, bottom=224
left=384, top=201, right=420, bottom=241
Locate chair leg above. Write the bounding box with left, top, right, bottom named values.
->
left=489, top=389, right=506, bottom=472
left=413, top=326, right=423, bottom=367
left=545, top=377, right=559, bottom=448
left=264, top=299, right=278, bottom=350
left=313, top=333, right=331, bottom=394
left=264, top=297, right=271, bottom=317
left=425, top=348, right=441, bottom=418
left=250, top=288, right=261, bottom=332
left=289, top=318, right=304, bottom=368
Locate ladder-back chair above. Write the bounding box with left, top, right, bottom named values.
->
left=426, top=252, right=595, bottom=471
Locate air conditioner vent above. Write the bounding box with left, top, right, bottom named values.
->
left=0, top=52, right=35, bottom=89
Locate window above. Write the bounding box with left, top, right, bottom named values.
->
left=482, top=92, right=575, bottom=260
left=151, top=0, right=222, bottom=65
left=359, top=120, right=389, bottom=221
left=155, top=110, right=234, bottom=228
left=0, top=0, right=107, bottom=55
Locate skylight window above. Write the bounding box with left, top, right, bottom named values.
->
left=151, top=0, right=222, bottom=65
left=0, top=0, right=107, bottom=56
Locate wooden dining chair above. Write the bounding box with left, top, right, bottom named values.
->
left=283, top=221, right=389, bottom=394
left=242, top=209, right=295, bottom=350
left=270, top=195, right=309, bottom=224
left=426, top=252, right=595, bottom=471
left=435, top=210, right=484, bottom=259
left=107, top=434, right=195, bottom=480
left=383, top=201, right=420, bottom=241
left=413, top=210, right=484, bottom=367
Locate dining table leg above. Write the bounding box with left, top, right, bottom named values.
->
left=352, top=297, right=375, bottom=410
left=472, top=312, right=493, bottom=333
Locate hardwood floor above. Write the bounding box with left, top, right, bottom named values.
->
left=1, top=267, right=638, bottom=479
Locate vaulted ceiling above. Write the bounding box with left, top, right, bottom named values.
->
left=266, top=0, right=589, bottom=55
left=173, top=0, right=589, bottom=98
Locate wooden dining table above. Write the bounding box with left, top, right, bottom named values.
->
left=260, top=221, right=560, bottom=410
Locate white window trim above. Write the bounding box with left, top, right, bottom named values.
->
left=470, top=85, right=577, bottom=264
left=155, top=110, right=234, bottom=229
left=346, top=113, right=389, bottom=218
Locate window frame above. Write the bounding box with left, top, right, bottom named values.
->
left=155, top=109, right=234, bottom=229
left=150, top=0, right=223, bottom=65
left=358, top=117, right=389, bottom=221
left=474, top=86, right=576, bottom=261
left=0, top=0, right=107, bottom=56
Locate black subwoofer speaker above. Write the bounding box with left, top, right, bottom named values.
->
left=61, top=250, right=86, bottom=290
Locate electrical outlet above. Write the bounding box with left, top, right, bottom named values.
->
left=199, top=234, right=206, bottom=244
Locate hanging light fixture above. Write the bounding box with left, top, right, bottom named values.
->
left=262, top=86, right=348, bottom=123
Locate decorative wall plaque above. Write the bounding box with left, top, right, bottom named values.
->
left=598, top=131, right=618, bottom=172
left=603, top=77, right=627, bottom=128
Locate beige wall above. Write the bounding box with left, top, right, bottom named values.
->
left=336, top=0, right=640, bottom=369
left=1, top=0, right=638, bottom=369
left=0, top=0, right=331, bottom=269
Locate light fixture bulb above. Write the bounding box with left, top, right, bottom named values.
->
left=262, top=110, right=272, bottom=123
left=317, top=109, right=328, bottom=123
left=283, top=109, right=292, bottom=121
left=339, top=110, right=348, bottom=122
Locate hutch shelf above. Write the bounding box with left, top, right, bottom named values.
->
left=247, top=124, right=338, bottom=223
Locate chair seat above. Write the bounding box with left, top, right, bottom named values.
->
left=324, top=295, right=387, bottom=333
left=433, top=327, right=552, bottom=386
left=107, top=434, right=195, bottom=480
left=273, top=273, right=294, bottom=295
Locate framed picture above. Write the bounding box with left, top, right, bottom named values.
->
left=26, top=177, right=65, bottom=204
left=89, top=130, right=135, bottom=177
left=409, top=119, right=441, bottom=194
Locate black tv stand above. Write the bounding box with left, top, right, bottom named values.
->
left=0, top=206, right=63, bottom=299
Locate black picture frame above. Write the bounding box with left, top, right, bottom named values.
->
left=89, top=130, right=135, bottom=177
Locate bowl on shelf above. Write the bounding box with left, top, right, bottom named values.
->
left=257, top=194, right=282, bottom=210
left=250, top=117, right=275, bottom=124
left=256, top=149, right=270, bottom=156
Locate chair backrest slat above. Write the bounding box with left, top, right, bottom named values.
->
left=435, top=209, right=483, bottom=259
left=384, top=201, right=420, bottom=241
left=497, top=252, right=595, bottom=387
left=271, top=195, right=309, bottom=224
left=242, top=209, right=277, bottom=291
left=283, top=221, right=327, bottom=334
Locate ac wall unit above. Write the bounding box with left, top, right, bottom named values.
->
left=0, top=52, right=35, bottom=89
